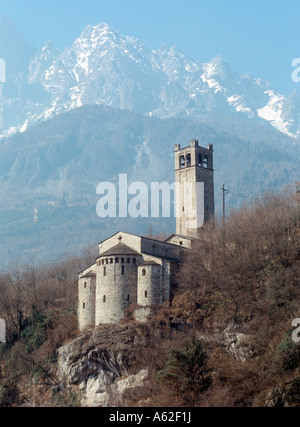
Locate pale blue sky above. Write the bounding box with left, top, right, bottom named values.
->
left=0, top=0, right=299, bottom=95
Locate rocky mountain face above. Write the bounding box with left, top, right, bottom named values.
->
left=0, top=15, right=41, bottom=135
left=1, top=18, right=300, bottom=139
left=58, top=323, right=168, bottom=407
left=57, top=317, right=259, bottom=407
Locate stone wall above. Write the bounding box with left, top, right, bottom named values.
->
left=78, top=275, right=96, bottom=331
left=161, top=260, right=171, bottom=302
left=165, top=234, right=193, bottom=249
left=196, top=165, right=214, bottom=224
left=175, top=166, right=197, bottom=237
left=140, top=237, right=181, bottom=261
left=95, top=254, right=143, bottom=325
left=137, top=263, right=163, bottom=306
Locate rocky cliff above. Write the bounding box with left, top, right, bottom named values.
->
left=58, top=321, right=184, bottom=407
left=57, top=314, right=256, bottom=407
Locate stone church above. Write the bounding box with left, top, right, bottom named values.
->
left=78, top=139, right=214, bottom=330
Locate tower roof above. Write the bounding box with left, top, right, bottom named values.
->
left=139, top=260, right=161, bottom=266
left=80, top=272, right=96, bottom=279
left=97, top=242, right=141, bottom=258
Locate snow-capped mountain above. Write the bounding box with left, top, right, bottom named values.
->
left=1, top=19, right=300, bottom=139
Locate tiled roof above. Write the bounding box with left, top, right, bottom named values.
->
left=80, top=272, right=96, bottom=278
left=139, top=260, right=161, bottom=266
left=98, top=243, right=141, bottom=258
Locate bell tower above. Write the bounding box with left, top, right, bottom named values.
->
left=175, top=139, right=214, bottom=238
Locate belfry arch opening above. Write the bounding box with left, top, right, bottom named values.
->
left=186, top=153, right=191, bottom=167
left=198, top=154, right=203, bottom=167
left=180, top=155, right=185, bottom=169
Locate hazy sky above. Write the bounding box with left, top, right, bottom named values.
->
left=0, top=0, right=299, bottom=95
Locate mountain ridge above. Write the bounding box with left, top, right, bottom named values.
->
left=1, top=18, right=300, bottom=139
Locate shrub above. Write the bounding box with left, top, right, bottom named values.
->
left=157, top=337, right=211, bottom=406
left=275, top=333, right=299, bottom=372
left=286, top=378, right=300, bottom=407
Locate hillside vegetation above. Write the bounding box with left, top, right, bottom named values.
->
left=0, top=187, right=299, bottom=407
left=170, top=187, right=300, bottom=406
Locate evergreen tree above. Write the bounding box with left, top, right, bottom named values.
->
left=157, top=338, right=211, bottom=406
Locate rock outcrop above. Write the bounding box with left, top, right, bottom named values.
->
left=58, top=322, right=177, bottom=407
left=58, top=318, right=255, bottom=407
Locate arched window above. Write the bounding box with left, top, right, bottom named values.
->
left=103, top=295, right=106, bottom=303
left=198, top=154, right=203, bottom=167
left=145, top=291, right=148, bottom=298
left=84, top=282, right=87, bottom=288
left=142, top=269, right=146, bottom=276
left=83, top=303, right=86, bottom=309
left=127, top=258, right=131, bottom=264
left=127, top=295, right=130, bottom=302
left=180, top=155, right=185, bottom=169
left=186, top=153, right=191, bottom=167
left=203, top=155, right=208, bottom=168
left=121, top=266, right=125, bottom=275
left=103, top=267, right=106, bottom=276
